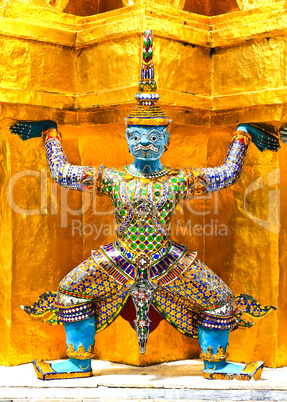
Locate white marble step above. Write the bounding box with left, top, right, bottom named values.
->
left=0, top=359, right=286, bottom=400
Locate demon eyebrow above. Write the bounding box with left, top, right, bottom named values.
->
left=148, top=127, right=166, bottom=135
left=127, top=128, right=141, bottom=136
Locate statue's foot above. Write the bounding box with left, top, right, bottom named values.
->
left=203, top=360, right=264, bottom=381
left=32, top=358, right=92, bottom=380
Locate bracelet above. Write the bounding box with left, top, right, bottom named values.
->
left=96, top=165, right=105, bottom=196
left=184, top=167, right=195, bottom=198
left=42, top=128, right=62, bottom=142
left=82, top=167, right=97, bottom=192
left=231, top=130, right=252, bottom=146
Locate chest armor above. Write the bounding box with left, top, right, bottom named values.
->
left=110, top=173, right=185, bottom=255
left=93, top=168, right=196, bottom=287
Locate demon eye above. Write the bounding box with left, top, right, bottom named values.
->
left=133, top=135, right=140, bottom=141
left=151, top=135, right=157, bottom=142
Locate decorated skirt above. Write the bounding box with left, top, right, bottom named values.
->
left=23, top=240, right=276, bottom=338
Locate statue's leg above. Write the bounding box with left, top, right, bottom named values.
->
left=50, top=315, right=95, bottom=374
left=197, top=280, right=264, bottom=380
left=198, top=320, right=264, bottom=380
left=32, top=298, right=96, bottom=380
left=31, top=256, right=127, bottom=380
left=153, top=258, right=264, bottom=380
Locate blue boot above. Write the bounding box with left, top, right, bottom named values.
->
left=198, top=325, right=264, bottom=381
left=33, top=316, right=95, bottom=380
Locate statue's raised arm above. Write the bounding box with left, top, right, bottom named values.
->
left=186, top=123, right=280, bottom=198
left=10, top=120, right=102, bottom=193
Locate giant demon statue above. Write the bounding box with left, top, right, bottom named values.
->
left=10, top=30, right=280, bottom=381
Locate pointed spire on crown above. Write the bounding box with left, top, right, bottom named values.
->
left=126, top=30, right=169, bottom=126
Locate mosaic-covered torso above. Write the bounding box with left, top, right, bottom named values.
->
left=102, top=166, right=186, bottom=255
left=91, top=166, right=198, bottom=286
left=45, top=134, right=248, bottom=287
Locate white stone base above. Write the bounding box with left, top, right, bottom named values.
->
left=0, top=359, right=287, bottom=401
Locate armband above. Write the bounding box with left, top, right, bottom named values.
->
left=95, top=165, right=105, bottom=196
left=232, top=131, right=252, bottom=146
left=42, top=128, right=62, bottom=142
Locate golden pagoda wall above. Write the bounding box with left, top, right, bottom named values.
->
left=0, top=0, right=286, bottom=367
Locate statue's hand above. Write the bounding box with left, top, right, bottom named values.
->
left=237, top=123, right=280, bottom=153
left=279, top=124, right=287, bottom=144
left=9, top=120, right=57, bottom=141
